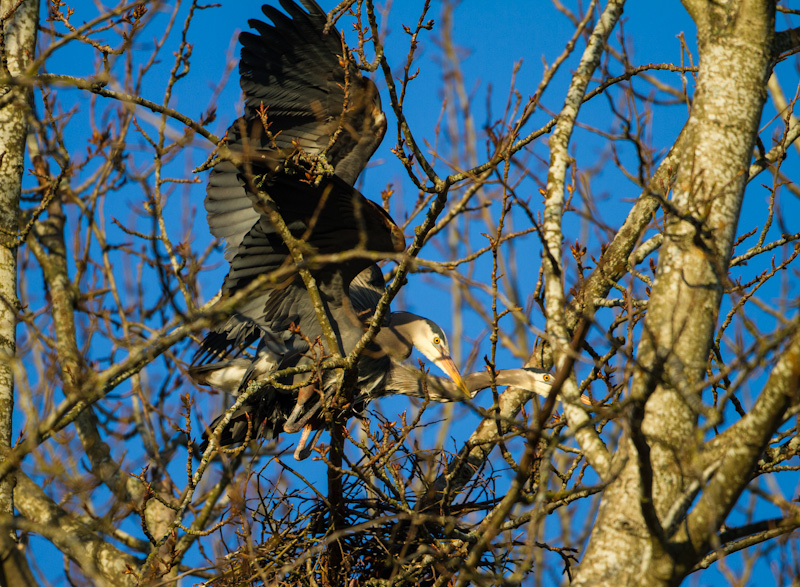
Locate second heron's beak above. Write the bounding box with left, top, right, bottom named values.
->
left=434, top=356, right=471, bottom=399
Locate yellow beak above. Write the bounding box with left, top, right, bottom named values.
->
left=435, top=356, right=471, bottom=399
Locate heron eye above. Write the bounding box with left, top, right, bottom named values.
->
left=433, top=336, right=441, bottom=345
left=544, top=374, right=552, bottom=382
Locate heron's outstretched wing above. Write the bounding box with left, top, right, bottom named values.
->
left=205, top=0, right=386, bottom=261
left=223, top=172, right=403, bottom=293
left=239, top=0, right=387, bottom=184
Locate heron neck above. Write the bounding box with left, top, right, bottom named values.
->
left=381, top=365, right=553, bottom=400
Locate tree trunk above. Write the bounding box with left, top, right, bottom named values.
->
left=0, top=1, right=39, bottom=584
left=574, top=1, right=776, bottom=584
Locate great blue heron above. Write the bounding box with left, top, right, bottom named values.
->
left=190, top=0, right=475, bottom=459
left=201, top=359, right=557, bottom=460
left=190, top=0, right=584, bottom=460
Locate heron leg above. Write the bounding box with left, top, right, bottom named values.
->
left=293, top=425, right=324, bottom=461
left=283, top=383, right=320, bottom=433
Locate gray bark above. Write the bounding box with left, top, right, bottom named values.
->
left=0, top=1, right=38, bottom=585
left=13, top=471, right=139, bottom=587
left=574, top=1, right=778, bottom=584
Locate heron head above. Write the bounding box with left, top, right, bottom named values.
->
left=408, top=318, right=470, bottom=398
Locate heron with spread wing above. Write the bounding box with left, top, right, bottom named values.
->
left=190, top=0, right=475, bottom=459
left=190, top=0, right=562, bottom=460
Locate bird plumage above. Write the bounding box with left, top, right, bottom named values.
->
left=190, top=0, right=582, bottom=462
left=191, top=0, right=474, bottom=460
